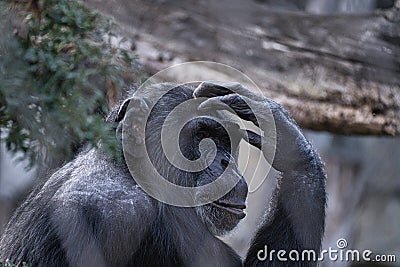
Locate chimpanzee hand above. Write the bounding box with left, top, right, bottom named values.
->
left=194, top=81, right=317, bottom=173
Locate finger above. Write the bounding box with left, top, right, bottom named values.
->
left=194, top=81, right=259, bottom=100
left=241, top=129, right=276, bottom=167
left=198, top=94, right=259, bottom=126
left=197, top=95, right=231, bottom=111
left=241, top=130, right=263, bottom=150
left=194, top=81, right=234, bottom=98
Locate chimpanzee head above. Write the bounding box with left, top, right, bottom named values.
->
left=118, top=84, right=248, bottom=235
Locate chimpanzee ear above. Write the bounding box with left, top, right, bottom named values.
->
left=116, top=98, right=132, bottom=122
left=106, top=97, right=133, bottom=124
left=115, top=97, right=149, bottom=158
left=114, top=98, right=132, bottom=147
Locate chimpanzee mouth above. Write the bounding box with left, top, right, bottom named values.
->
left=211, top=200, right=246, bottom=219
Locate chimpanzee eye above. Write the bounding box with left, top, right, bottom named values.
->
left=196, top=131, right=210, bottom=139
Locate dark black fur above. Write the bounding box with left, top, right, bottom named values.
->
left=0, top=83, right=326, bottom=267
left=193, top=82, right=326, bottom=266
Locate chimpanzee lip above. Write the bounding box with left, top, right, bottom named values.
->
left=211, top=200, right=246, bottom=219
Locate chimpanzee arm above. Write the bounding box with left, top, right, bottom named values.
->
left=194, top=81, right=326, bottom=266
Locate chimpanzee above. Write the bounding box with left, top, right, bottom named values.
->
left=0, top=82, right=326, bottom=267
